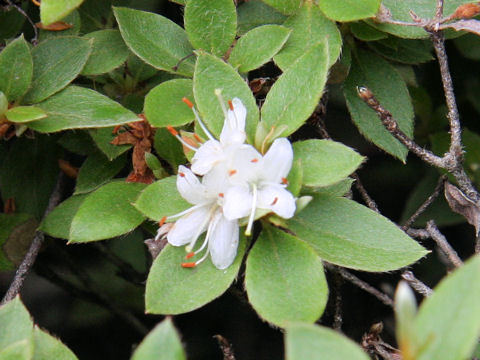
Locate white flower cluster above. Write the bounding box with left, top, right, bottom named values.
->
left=157, top=93, right=296, bottom=269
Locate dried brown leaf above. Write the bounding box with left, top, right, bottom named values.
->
left=442, top=19, right=480, bottom=36
left=36, top=21, right=74, bottom=31
left=444, top=182, right=480, bottom=236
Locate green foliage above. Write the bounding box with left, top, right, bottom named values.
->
left=260, top=0, right=301, bottom=15
left=0, top=36, right=33, bottom=101
left=287, top=196, right=429, bottom=271
left=5, top=107, right=47, bottom=123
left=237, top=0, right=286, bottom=35
left=131, top=318, right=186, bottom=360
left=40, top=0, right=85, bottom=26
left=245, top=225, right=328, bottom=327
left=0, top=213, right=36, bottom=271
left=184, top=0, right=237, bottom=57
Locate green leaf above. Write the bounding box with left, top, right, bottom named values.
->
left=0, top=340, right=32, bottom=360
left=0, top=214, right=37, bottom=271
left=40, top=0, right=84, bottom=25
left=29, top=86, right=138, bottom=133
left=287, top=196, right=429, bottom=271
left=145, top=236, right=247, bottom=314
left=81, top=30, right=129, bottom=75
left=286, top=323, right=370, bottom=360
left=0, top=5, right=27, bottom=43
left=368, top=38, right=434, bottom=65
left=245, top=226, right=328, bottom=327
left=89, top=127, right=132, bottom=161
left=33, top=327, right=78, bottom=360
left=318, top=0, right=381, bottom=21
left=229, top=25, right=291, bottom=73
left=413, top=255, right=480, bottom=360
left=0, top=297, right=33, bottom=349
left=154, top=128, right=187, bottom=171
left=0, top=92, right=8, bottom=116
left=286, top=158, right=302, bottom=197
left=193, top=52, right=259, bottom=143
left=5, top=106, right=47, bottom=123
left=144, top=79, right=194, bottom=128
left=134, top=176, right=189, bottom=221
left=40, top=194, right=88, bottom=240
left=344, top=49, right=414, bottom=161
left=57, top=130, right=96, bottom=156
left=273, top=4, right=342, bottom=70
left=0, top=136, right=59, bottom=219
left=75, top=152, right=126, bottom=194
left=0, top=35, right=33, bottom=101
left=131, top=318, right=186, bottom=360
left=237, top=0, right=286, bottom=35
left=184, top=0, right=236, bottom=57
left=366, top=0, right=474, bottom=39
left=114, top=7, right=195, bottom=76
left=261, top=0, right=301, bottom=15
left=23, top=37, right=92, bottom=104
left=293, top=139, right=364, bottom=187
left=305, top=178, right=354, bottom=197
left=38, top=10, right=81, bottom=42
left=69, top=181, right=146, bottom=242
left=350, top=21, right=388, bottom=41
left=260, top=41, right=328, bottom=139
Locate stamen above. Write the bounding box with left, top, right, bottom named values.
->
left=182, top=97, right=194, bottom=108
left=228, top=100, right=234, bottom=110
left=179, top=172, right=185, bottom=177
left=229, top=169, right=237, bottom=176
left=167, top=125, right=179, bottom=136
left=181, top=262, right=196, bottom=268
left=251, top=158, right=259, bottom=163
left=218, top=193, right=224, bottom=198
left=167, top=126, right=198, bottom=151
left=194, top=250, right=210, bottom=266
left=245, top=184, right=258, bottom=236
left=281, top=177, right=288, bottom=185
left=193, top=133, right=202, bottom=142
left=214, top=89, right=229, bottom=119
left=185, top=252, right=195, bottom=259
left=159, top=216, right=167, bottom=226
left=271, top=197, right=278, bottom=206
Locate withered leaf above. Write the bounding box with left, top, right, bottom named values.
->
left=442, top=19, right=480, bottom=36
left=444, top=182, right=480, bottom=236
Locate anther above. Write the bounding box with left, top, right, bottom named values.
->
left=271, top=197, right=278, bottom=206
left=179, top=172, right=185, bottom=177
left=159, top=216, right=167, bottom=226
left=182, top=97, right=194, bottom=108
left=229, top=169, right=237, bottom=176
left=218, top=193, right=224, bottom=198
left=193, top=133, right=202, bottom=142
left=185, top=252, right=195, bottom=259
left=251, top=158, right=259, bottom=163
left=228, top=100, right=234, bottom=110
left=167, top=125, right=179, bottom=136
left=281, top=177, right=288, bottom=185
left=181, top=262, right=196, bottom=268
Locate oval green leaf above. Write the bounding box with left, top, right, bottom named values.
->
left=286, top=323, right=370, bottom=360
left=5, top=106, right=47, bottom=123
left=287, top=195, right=429, bottom=271
left=131, top=318, right=186, bottom=360
left=184, top=0, right=236, bottom=57
left=261, top=0, right=301, bottom=15
left=260, top=41, right=328, bottom=139
left=237, top=0, right=286, bottom=35
left=40, top=0, right=84, bottom=26
left=318, top=0, right=381, bottom=21
left=273, top=4, right=342, bottom=70
left=413, top=255, right=480, bottom=360
left=0, top=213, right=35, bottom=271
left=69, top=181, right=146, bottom=243
left=144, top=79, right=194, bottom=128
left=145, top=236, right=247, bottom=314
left=23, top=37, right=92, bottom=104
left=81, top=30, right=129, bottom=75
left=0, top=297, right=33, bottom=350
left=30, top=86, right=138, bottom=133
left=33, top=327, right=78, bottom=360
left=229, top=25, right=291, bottom=73
left=154, top=128, right=187, bottom=171
left=134, top=176, right=190, bottom=222
left=114, top=7, right=195, bottom=77
left=293, top=139, right=364, bottom=187
left=193, top=52, right=259, bottom=143
left=344, top=49, right=414, bottom=161
left=245, top=225, right=328, bottom=327
left=0, top=35, right=33, bottom=101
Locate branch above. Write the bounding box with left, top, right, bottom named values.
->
left=352, top=173, right=380, bottom=213
left=401, top=271, right=433, bottom=297
left=1, top=173, right=65, bottom=305
left=426, top=220, right=464, bottom=268
left=214, top=335, right=236, bottom=360
left=4, top=0, right=38, bottom=45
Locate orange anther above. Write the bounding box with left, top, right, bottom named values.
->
left=179, top=172, right=185, bottom=177
left=271, top=197, right=278, bottom=206
left=32, top=0, right=41, bottom=6
left=167, top=125, right=179, bottom=136
left=185, top=252, right=195, bottom=259
left=281, top=177, right=288, bottom=185
left=251, top=158, right=259, bottom=163
left=228, top=169, right=237, bottom=176
left=182, top=97, right=194, bottom=108
left=218, top=193, right=224, bottom=198
left=193, top=133, right=202, bottom=142
left=181, top=262, right=196, bottom=268
left=228, top=100, right=234, bottom=110
left=159, top=216, right=167, bottom=226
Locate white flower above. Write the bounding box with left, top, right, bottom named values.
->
left=160, top=165, right=239, bottom=269
left=222, top=138, right=297, bottom=235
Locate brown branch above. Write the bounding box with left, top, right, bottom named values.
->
left=426, top=220, right=464, bottom=268
left=402, top=176, right=445, bottom=230
left=1, top=173, right=65, bottom=305
left=326, top=264, right=394, bottom=308
left=352, top=173, right=380, bottom=213
left=214, top=335, right=236, bottom=360
left=406, top=228, right=431, bottom=240
left=401, top=271, right=433, bottom=297
left=332, top=271, right=343, bottom=331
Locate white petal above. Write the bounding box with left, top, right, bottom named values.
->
left=176, top=166, right=206, bottom=204
left=167, top=206, right=210, bottom=246
left=223, top=185, right=252, bottom=220
left=261, top=138, right=293, bottom=183
left=208, top=213, right=239, bottom=269
left=257, top=184, right=296, bottom=219
left=220, top=98, right=247, bottom=145
left=226, top=144, right=263, bottom=185
left=191, top=139, right=224, bottom=175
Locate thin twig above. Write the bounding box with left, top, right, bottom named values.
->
left=402, top=176, right=445, bottom=230
left=352, top=173, right=380, bottom=213
left=406, top=228, right=431, bottom=240
left=5, top=0, right=38, bottom=45
left=214, top=335, right=236, bottom=360
left=326, top=264, right=394, bottom=308
left=426, top=220, right=463, bottom=268
left=1, top=173, right=65, bottom=305
left=332, top=271, right=343, bottom=331
left=401, top=271, right=433, bottom=297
